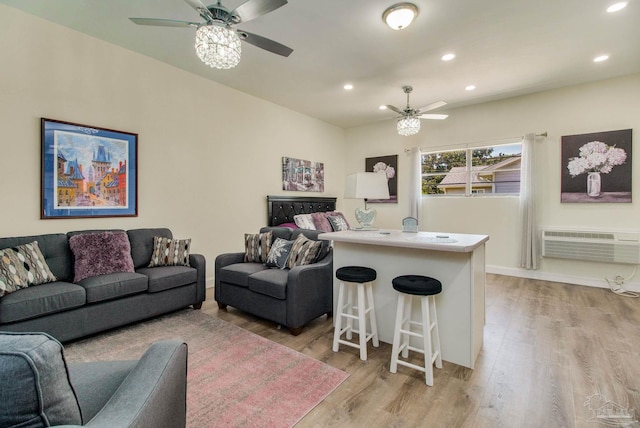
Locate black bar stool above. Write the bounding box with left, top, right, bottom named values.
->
left=332, top=266, right=379, bottom=360
left=389, top=275, right=443, bottom=385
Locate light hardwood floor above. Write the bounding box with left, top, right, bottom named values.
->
left=202, top=274, right=640, bottom=427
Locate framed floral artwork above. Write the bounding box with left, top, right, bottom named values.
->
left=561, top=129, right=632, bottom=203
left=41, top=118, right=138, bottom=218
left=365, top=154, right=398, bottom=203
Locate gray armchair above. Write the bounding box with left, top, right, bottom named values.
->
left=0, top=332, right=187, bottom=428
left=215, top=227, right=333, bottom=335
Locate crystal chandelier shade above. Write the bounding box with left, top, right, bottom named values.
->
left=195, top=25, right=241, bottom=69
left=397, top=117, right=420, bottom=136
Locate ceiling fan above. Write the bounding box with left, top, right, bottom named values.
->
left=383, top=86, right=448, bottom=136
left=130, top=0, right=293, bottom=69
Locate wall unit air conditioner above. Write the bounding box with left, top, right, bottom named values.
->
left=541, top=228, right=640, bottom=265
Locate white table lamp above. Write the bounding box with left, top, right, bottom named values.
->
left=345, top=172, right=390, bottom=229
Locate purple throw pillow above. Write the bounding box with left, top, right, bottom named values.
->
left=69, top=231, right=135, bottom=282
left=310, top=212, right=333, bottom=232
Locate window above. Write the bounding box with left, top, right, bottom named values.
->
left=421, top=142, right=522, bottom=196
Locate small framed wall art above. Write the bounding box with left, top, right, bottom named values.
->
left=41, top=118, right=138, bottom=218
left=282, top=156, right=324, bottom=192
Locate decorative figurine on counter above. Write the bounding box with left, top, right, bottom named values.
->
left=402, top=217, right=418, bottom=233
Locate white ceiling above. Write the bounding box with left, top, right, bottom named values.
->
left=2, top=0, right=639, bottom=129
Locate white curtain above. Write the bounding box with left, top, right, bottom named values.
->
left=519, top=133, right=538, bottom=269
left=407, top=147, right=422, bottom=223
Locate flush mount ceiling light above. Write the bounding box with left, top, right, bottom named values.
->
left=382, top=3, right=419, bottom=30
left=594, top=54, right=610, bottom=62
left=607, top=2, right=628, bottom=12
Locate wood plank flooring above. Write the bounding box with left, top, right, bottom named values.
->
left=202, top=274, right=640, bottom=427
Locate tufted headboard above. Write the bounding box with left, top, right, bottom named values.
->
left=267, top=195, right=337, bottom=227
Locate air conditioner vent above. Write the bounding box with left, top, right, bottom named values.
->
left=541, top=228, right=640, bottom=265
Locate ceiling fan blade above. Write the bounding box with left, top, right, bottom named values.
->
left=183, top=0, right=216, bottom=23
left=238, top=30, right=293, bottom=57
left=417, top=114, right=449, bottom=120
left=416, top=100, right=447, bottom=113
left=231, top=0, right=288, bottom=24
left=129, top=18, right=198, bottom=28
left=384, top=105, right=404, bottom=115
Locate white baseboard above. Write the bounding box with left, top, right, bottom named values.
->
left=486, top=265, right=640, bottom=292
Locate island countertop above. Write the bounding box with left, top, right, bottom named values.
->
left=318, top=229, right=489, bottom=253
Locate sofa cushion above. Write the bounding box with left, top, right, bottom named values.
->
left=0, top=282, right=86, bottom=324
left=148, top=236, right=191, bottom=267
left=69, top=231, right=135, bottom=282
left=248, top=269, right=288, bottom=299
left=218, top=263, right=268, bottom=287
left=310, top=212, right=333, bottom=232
left=265, top=238, right=294, bottom=269
left=136, top=266, right=197, bottom=293
left=0, top=332, right=82, bottom=428
left=127, top=228, right=173, bottom=269
left=259, top=227, right=293, bottom=242
left=244, top=231, right=272, bottom=263
left=11, top=241, right=58, bottom=286
left=77, top=272, right=148, bottom=304
left=0, top=247, right=29, bottom=297
left=286, top=234, right=323, bottom=268
left=327, top=213, right=350, bottom=231
left=0, top=234, right=72, bottom=282
left=291, top=229, right=331, bottom=262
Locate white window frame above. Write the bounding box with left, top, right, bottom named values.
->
left=421, top=140, right=523, bottom=197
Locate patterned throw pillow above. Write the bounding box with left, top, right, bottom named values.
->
left=265, top=238, right=294, bottom=269
left=148, top=236, right=191, bottom=267
left=244, top=231, right=272, bottom=263
left=0, top=248, right=29, bottom=297
left=293, top=214, right=316, bottom=230
left=69, top=231, right=136, bottom=282
left=11, top=241, right=57, bottom=286
left=287, top=234, right=322, bottom=268
left=327, top=214, right=350, bottom=231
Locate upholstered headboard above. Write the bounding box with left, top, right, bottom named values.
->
left=267, top=195, right=337, bottom=227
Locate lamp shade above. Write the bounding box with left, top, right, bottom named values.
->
left=345, top=172, right=390, bottom=200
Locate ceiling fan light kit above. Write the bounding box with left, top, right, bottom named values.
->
left=382, top=2, right=419, bottom=30
left=195, top=25, right=242, bottom=69
left=397, top=117, right=420, bottom=136
left=130, top=0, right=292, bottom=71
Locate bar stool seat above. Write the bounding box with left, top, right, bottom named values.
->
left=332, top=266, right=379, bottom=360
left=390, top=275, right=443, bottom=386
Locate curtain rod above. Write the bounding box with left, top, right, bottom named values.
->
left=404, top=132, right=547, bottom=154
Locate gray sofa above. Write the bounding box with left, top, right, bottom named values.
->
left=215, top=226, right=333, bottom=335
left=0, top=332, right=187, bottom=427
left=0, top=228, right=206, bottom=342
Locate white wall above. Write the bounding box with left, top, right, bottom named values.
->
left=345, top=73, right=640, bottom=289
left=0, top=5, right=345, bottom=283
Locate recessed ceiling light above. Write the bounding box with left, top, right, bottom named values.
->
left=343, top=83, right=354, bottom=90
left=465, top=85, right=476, bottom=91
left=382, top=3, right=419, bottom=30
left=441, top=53, right=456, bottom=61
left=593, top=55, right=609, bottom=62
left=607, top=2, right=628, bottom=12
left=379, top=105, right=388, bottom=110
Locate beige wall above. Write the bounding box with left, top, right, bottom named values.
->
left=0, top=5, right=345, bottom=283
left=345, top=73, right=640, bottom=289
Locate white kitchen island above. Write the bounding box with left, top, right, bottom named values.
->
left=318, top=229, right=489, bottom=369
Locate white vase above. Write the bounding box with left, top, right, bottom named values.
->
left=587, top=172, right=601, bottom=197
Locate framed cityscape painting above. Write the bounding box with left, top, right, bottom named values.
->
left=561, top=129, right=632, bottom=203
left=41, top=118, right=138, bottom=218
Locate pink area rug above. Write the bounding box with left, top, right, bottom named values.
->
left=64, top=309, right=348, bottom=427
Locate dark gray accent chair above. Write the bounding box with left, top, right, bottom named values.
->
left=215, top=227, right=333, bottom=335
left=0, top=332, right=187, bottom=428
